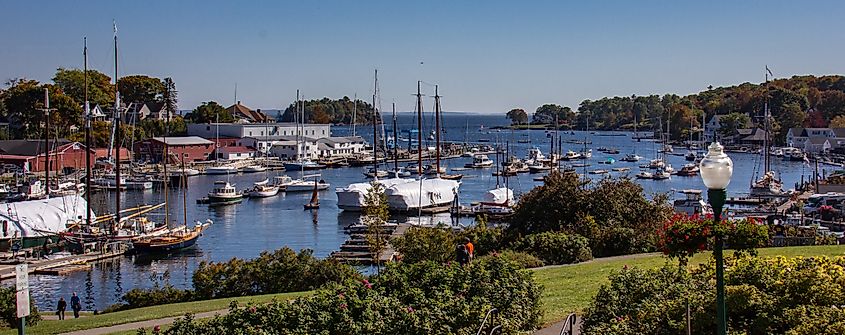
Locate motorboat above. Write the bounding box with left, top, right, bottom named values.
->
left=647, top=159, right=665, bottom=169
left=673, top=189, right=712, bottom=215
left=525, top=147, right=546, bottom=165
left=423, top=165, right=447, bottom=176
left=659, top=144, right=674, bottom=153
left=635, top=171, right=653, bottom=179
left=579, top=149, right=592, bottom=159
left=652, top=168, right=671, bottom=180
left=364, top=169, right=389, bottom=178
left=272, top=175, right=295, bottom=190
left=49, top=182, right=85, bottom=196
left=750, top=171, right=785, bottom=197
left=472, top=187, right=515, bottom=217
left=207, top=181, right=243, bottom=205
left=242, top=165, right=267, bottom=173
left=248, top=179, right=280, bottom=198
left=283, top=160, right=325, bottom=171
left=685, top=151, right=697, bottom=161
left=285, top=176, right=330, bottom=192
left=562, top=150, right=581, bottom=161
left=782, top=147, right=805, bottom=161
left=528, top=163, right=552, bottom=173
left=389, top=167, right=412, bottom=178
left=205, top=165, right=239, bottom=175
left=621, top=154, right=642, bottom=162
left=589, top=169, right=609, bottom=175
left=676, top=163, right=700, bottom=176
left=466, top=154, right=494, bottom=168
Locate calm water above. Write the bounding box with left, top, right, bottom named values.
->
left=15, top=113, right=837, bottom=310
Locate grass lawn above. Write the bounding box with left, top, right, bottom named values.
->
left=532, top=244, right=845, bottom=326
left=0, top=291, right=310, bottom=335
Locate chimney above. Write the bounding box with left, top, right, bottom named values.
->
left=237, top=101, right=241, bottom=105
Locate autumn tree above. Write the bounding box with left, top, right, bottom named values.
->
left=506, top=108, right=528, bottom=125
left=3, top=80, right=82, bottom=139
left=831, top=115, right=845, bottom=128
left=717, top=112, right=751, bottom=138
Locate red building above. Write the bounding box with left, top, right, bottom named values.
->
left=134, top=136, right=216, bottom=163
left=0, top=139, right=95, bottom=173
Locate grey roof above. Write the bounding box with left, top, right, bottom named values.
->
left=740, top=128, right=768, bottom=142
left=788, top=127, right=805, bottom=137
left=151, top=136, right=214, bottom=146
left=807, top=137, right=831, bottom=145
left=317, top=136, right=366, bottom=145
left=0, top=139, right=74, bottom=156
left=801, top=128, right=832, bottom=136
left=736, top=128, right=754, bottom=136
left=832, top=128, right=845, bottom=138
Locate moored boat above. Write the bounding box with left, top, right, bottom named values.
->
left=131, top=221, right=211, bottom=253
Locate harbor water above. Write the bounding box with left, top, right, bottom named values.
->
left=18, top=113, right=838, bottom=310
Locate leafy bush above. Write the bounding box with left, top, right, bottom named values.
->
left=457, top=223, right=506, bottom=256
left=479, top=250, right=545, bottom=268
left=0, top=286, right=40, bottom=329
left=192, top=247, right=358, bottom=299
left=165, top=258, right=543, bottom=334
left=512, top=231, right=592, bottom=265
left=582, top=255, right=845, bottom=335
left=120, top=285, right=193, bottom=310
left=392, top=226, right=456, bottom=264
left=659, top=214, right=769, bottom=265
left=509, top=172, right=671, bottom=257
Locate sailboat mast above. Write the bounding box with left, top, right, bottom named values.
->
left=764, top=66, right=771, bottom=172
left=352, top=93, right=357, bottom=137
left=416, top=81, right=423, bottom=175
left=163, top=127, right=170, bottom=228
left=113, top=21, right=122, bottom=230
left=294, top=90, right=300, bottom=162
left=41, top=89, right=51, bottom=198
left=434, top=85, right=441, bottom=178
left=84, top=37, right=92, bottom=226
left=372, top=70, right=379, bottom=177
left=392, top=103, right=398, bottom=174
left=181, top=153, right=188, bottom=226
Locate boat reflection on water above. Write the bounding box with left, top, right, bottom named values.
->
left=129, top=247, right=204, bottom=266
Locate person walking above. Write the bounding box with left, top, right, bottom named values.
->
left=70, top=292, right=82, bottom=318
left=455, top=244, right=468, bottom=265
left=56, top=297, right=67, bottom=320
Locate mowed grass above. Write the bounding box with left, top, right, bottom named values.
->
left=532, top=244, right=845, bottom=325
left=0, top=291, right=310, bottom=335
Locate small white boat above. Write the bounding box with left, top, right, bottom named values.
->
left=652, top=168, right=671, bottom=180
left=635, top=171, right=653, bottom=179
left=206, top=165, right=239, bottom=175
left=286, top=176, right=330, bottom=192
left=563, top=150, right=581, bottom=160
left=283, top=160, right=325, bottom=171
left=242, top=165, right=267, bottom=173
left=390, top=168, right=412, bottom=178
left=579, top=149, right=592, bottom=159
left=647, top=159, right=665, bottom=169
left=621, top=154, right=642, bottom=162
left=589, top=169, right=609, bottom=175
left=611, top=167, right=630, bottom=172
left=364, top=169, right=389, bottom=178
left=207, top=181, right=243, bottom=204
left=272, top=175, right=295, bottom=190
left=248, top=179, right=279, bottom=198
left=466, top=154, right=494, bottom=168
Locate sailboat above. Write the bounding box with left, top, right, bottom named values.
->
left=384, top=82, right=460, bottom=214
left=304, top=180, right=320, bottom=209
left=206, top=113, right=239, bottom=175
left=247, top=133, right=279, bottom=197
left=433, top=86, right=463, bottom=181
left=750, top=66, right=784, bottom=198
left=623, top=113, right=643, bottom=162
left=336, top=71, right=414, bottom=211
left=283, top=91, right=325, bottom=171
left=474, top=145, right=514, bottom=216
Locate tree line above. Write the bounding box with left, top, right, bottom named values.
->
left=280, top=96, right=376, bottom=124
left=505, top=75, right=845, bottom=145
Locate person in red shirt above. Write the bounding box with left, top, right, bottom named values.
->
left=464, top=237, right=475, bottom=262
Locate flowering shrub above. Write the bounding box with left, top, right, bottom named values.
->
left=165, top=257, right=543, bottom=334
left=659, top=213, right=768, bottom=265
left=582, top=255, right=845, bottom=334
left=512, top=231, right=592, bottom=265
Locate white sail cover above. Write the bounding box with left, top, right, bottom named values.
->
left=385, top=178, right=460, bottom=211
left=482, top=187, right=514, bottom=204
left=336, top=178, right=414, bottom=210
left=0, top=195, right=93, bottom=238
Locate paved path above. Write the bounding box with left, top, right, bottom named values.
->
left=59, top=309, right=229, bottom=335
left=532, top=317, right=582, bottom=335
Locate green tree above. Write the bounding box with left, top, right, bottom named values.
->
left=818, top=90, right=845, bottom=120
left=506, top=108, right=528, bottom=125
left=161, top=77, right=178, bottom=119
left=717, top=112, right=751, bottom=138
left=185, top=101, right=233, bottom=123
left=117, top=75, right=164, bottom=104
left=52, top=68, right=114, bottom=107
left=281, top=97, right=373, bottom=124
left=533, top=104, right=574, bottom=124
left=3, top=80, right=82, bottom=139
left=363, top=182, right=390, bottom=272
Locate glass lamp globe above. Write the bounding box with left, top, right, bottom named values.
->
left=699, top=142, right=733, bottom=190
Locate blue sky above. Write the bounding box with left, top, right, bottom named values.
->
left=1, top=0, right=843, bottom=113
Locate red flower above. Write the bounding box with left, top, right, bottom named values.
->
left=339, top=303, right=348, bottom=310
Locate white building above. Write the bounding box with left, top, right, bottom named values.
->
left=187, top=123, right=331, bottom=139
left=804, top=137, right=832, bottom=154
left=216, top=146, right=257, bottom=160
left=269, top=137, right=320, bottom=160
left=316, top=136, right=366, bottom=158
left=704, top=115, right=724, bottom=143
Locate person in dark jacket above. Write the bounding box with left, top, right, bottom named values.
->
left=56, top=297, right=67, bottom=320
left=70, top=292, right=82, bottom=318
left=456, top=244, right=469, bottom=265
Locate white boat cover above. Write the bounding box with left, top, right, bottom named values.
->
left=0, top=195, right=93, bottom=238
left=336, top=178, right=414, bottom=210
left=482, top=187, right=514, bottom=204
left=385, top=178, right=460, bottom=211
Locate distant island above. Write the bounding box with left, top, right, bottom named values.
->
left=504, top=75, right=845, bottom=144
left=279, top=96, right=376, bottom=125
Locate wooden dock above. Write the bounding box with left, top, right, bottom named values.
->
left=331, top=223, right=410, bottom=264
left=0, top=249, right=125, bottom=280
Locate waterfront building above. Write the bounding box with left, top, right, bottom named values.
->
left=316, top=136, right=367, bottom=158
left=0, top=139, right=94, bottom=173
left=215, top=146, right=256, bottom=160
left=187, top=122, right=331, bottom=139
left=268, top=136, right=319, bottom=160
left=134, top=136, right=215, bottom=163
left=704, top=115, right=724, bottom=143
left=786, top=127, right=845, bottom=152
left=125, top=102, right=173, bottom=122
left=225, top=101, right=272, bottom=123
left=804, top=137, right=832, bottom=154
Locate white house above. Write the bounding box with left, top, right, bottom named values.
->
left=804, top=137, right=832, bottom=154
left=269, top=137, right=320, bottom=160
left=215, top=146, right=256, bottom=160
left=188, top=123, right=331, bottom=139
left=316, top=136, right=366, bottom=158
left=786, top=128, right=806, bottom=148
left=704, top=115, right=724, bottom=143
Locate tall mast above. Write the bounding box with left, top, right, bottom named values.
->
left=372, top=70, right=379, bottom=177
left=294, top=90, right=300, bottom=162
left=434, top=85, right=441, bottom=178
left=416, top=81, right=423, bottom=175
left=764, top=66, right=771, bottom=172
left=113, top=21, right=122, bottom=230
left=163, top=120, right=169, bottom=228
left=351, top=93, right=357, bottom=137
left=392, top=103, right=398, bottom=175
left=39, top=89, right=53, bottom=198
left=84, top=37, right=92, bottom=226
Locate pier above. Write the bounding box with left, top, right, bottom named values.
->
left=0, top=246, right=127, bottom=280
left=331, top=223, right=410, bottom=264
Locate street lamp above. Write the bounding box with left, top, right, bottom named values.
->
left=699, top=141, right=733, bottom=335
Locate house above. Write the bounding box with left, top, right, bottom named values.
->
left=215, top=146, right=256, bottom=160
left=187, top=122, right=331, bottom=139
left=238, top=136, right=290, bottom=156
left=832, top=128, right=845, bottom=148
left=704, top=115, right=725, bottom=143
left=0, top=139, right=95, bottom=173
left=83, top=104, right=109, bottom=121
left=736, top=128, right=769, bottom=146
left=786, top=128, right=806, bottom=148
left=125, top=102, right=173, bottom=122
left=226, top=102, right=271, bottom=123
left=804, top=137, right=832, bottom=154
left=269, top=137, right=320, bottom=160
left=134, top=136, right=216, bottom=163
left=316, top=136, right=366, bottom=158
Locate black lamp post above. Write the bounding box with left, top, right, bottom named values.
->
left=699, top=141, right=733, bottom=335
